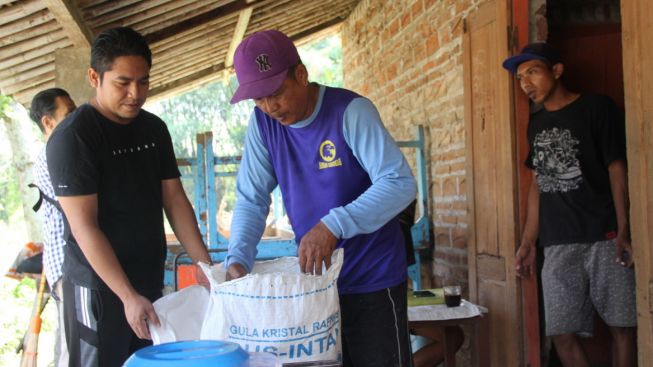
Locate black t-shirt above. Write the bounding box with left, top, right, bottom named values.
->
left=526, top=94, right=626, bottom=247
left=47, top=104, right=180, bottom=292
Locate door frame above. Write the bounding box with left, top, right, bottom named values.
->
left=510, top=1, right=542, bottom=366
left=463, top=0, right=523, bottom=365
left=619, top=1, right=652, bottom=365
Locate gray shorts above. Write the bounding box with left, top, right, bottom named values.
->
left=541, top=239, right=636, bottom=336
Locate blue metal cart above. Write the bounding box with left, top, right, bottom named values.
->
left=165, top=125, right=430, bottom=291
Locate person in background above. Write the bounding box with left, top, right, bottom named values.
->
left=225, top=29, right=417, bottom=367
left=410, top=325, right=464, bottom=367
left=506, top=43, right=637, bottom=367
left=29, top=87, right=76, bottom=367
left=46, top=27, right=212, bottom=366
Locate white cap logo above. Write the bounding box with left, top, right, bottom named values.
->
left=255, top=54, right=272, bottom=72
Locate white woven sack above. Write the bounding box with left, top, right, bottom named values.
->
left=199, top=249, right=344, bottom=364
left=149, top=285, right=209, bottom=344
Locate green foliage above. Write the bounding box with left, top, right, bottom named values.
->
left=0, top=162, right=21, bottom=223
left=299, top=35, right=343, bottom=87
left=12, top=277, right=35, bottom=298
left=0, top=275, right=57, bottom=366
left=0, top=94, right=11, bottom=120
left=0, top=94, right=23, bottom=223
left=0, top=278, right=35, bottom=362
left=148, top=75, right=251, bottom=160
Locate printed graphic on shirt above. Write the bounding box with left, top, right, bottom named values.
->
left=112, top=142, right=156, bottom=156
left=532, top=127, right=583, bottom=193
left=318, top=140, right=342, bottom=170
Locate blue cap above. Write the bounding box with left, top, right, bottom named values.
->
left=502, top=43, right=562, bottom=74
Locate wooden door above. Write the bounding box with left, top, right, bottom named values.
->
left=463, top=0, right=522, bottom=366
left=620, top=0, right=653, bottom=365
left=510, top=2, right=541, bottom=365
left=549, top=24, right=624, bottom=108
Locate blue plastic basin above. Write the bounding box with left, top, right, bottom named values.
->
left=124, top=340, right=249, bottom=367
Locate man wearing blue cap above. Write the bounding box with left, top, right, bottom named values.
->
left=504, top=43, right=636, bottom=367
left=226, top=29, right=417, bottom=367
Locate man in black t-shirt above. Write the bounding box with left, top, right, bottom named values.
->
left=503, top=44, right=636, bottom=367
left=47, top=27, right=212, bottom=367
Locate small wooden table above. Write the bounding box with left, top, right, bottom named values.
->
left=408, top=300, right=489, bottom=367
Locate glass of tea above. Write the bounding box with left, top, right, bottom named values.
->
left=443, top=285, right=462, bottom=307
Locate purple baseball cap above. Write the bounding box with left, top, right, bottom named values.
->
left=230, top=30, right=300, bottom=104
left=502, top=43, right=562, bottom=74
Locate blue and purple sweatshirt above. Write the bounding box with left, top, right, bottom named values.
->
left=225, top=85, right=416, bottom=294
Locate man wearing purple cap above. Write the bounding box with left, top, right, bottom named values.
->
left=504, top=43, right=636, bottom=367
left=225, top=29, right=417, bottom=366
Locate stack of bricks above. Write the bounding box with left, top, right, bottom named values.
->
left=342, top=0, right=487, bottom=290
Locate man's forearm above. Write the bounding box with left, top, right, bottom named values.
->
left=225, top=197, right=268, bottom=271
left=164, top=195, right=211, bottom=265
left=522, top=175, right=540, bottom=245
left=322, top=174, right=417, bottom=239
left=59, top=195, right=138, bottom=302
left=73, top=226, right=137, bottom=302
left=608, top=160, right=630, bottom=234
left=162, top=178, right=211, bottom=264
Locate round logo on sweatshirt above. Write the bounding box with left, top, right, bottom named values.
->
left=319, top=140, right=336, bottom=162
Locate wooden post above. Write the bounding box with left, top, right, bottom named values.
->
left=620, top=0, right=653, bottom=365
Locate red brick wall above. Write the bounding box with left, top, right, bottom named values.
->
left=341, top=0, right=486, bottom=290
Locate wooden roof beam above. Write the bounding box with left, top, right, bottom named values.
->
left=149, top=15, right=347, bottom=101
left=288, top=16, right=346, bottom=44
left=42, top=0, right=94, bottom=47
left=225, top=6, right=253, bottom=69
left=145, top=0, right=264, bottom=45
left=148, top=62, right=226, bottom=103
left=0, top=0, right=47, bottom=24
